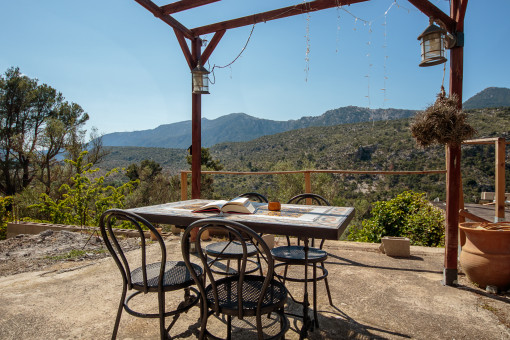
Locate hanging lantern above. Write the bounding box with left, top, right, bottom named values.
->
left=191, top=62, right=210, bottom=94
left=417, top=18, right=447, bottom=67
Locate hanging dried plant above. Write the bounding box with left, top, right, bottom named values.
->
left=410, top=90, right=476, bottom=147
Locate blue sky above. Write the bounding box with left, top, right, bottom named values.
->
left=1, top=1, right=509, bottom=136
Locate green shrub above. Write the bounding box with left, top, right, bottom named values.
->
left=348, top=190, right=444, bottom=247
left=0, top=196, right=13, bottom=240
left=30, top=152, right=137, bottom=227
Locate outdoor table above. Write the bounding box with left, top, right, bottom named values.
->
left=129, top=199, right=354, bottom=240
left=129, top=199, right=355, bottom=338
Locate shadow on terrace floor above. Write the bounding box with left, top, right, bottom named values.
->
left=0, top=237, right=509, bottom=339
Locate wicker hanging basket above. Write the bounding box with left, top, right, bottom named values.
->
left=410, top=88, right=476, bottom=147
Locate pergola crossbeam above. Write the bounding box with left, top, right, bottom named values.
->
left=191, top=0, right=369, bottom=36
left=161, top=0, right=221, bottom=15
left=134, top=0, right=194, bottom=39
left=407, top=0, right=457, bottom=33
left=456, top=0, right=468, bottom=31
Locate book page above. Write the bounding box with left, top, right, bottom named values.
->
left=192, top=200, right=228, bottom=213
left=222, top=199, right=256, bottom=214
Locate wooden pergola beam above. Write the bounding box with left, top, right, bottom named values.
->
left=443, top=0, right=465, bottom=286
left=191, top=0, right=369, bottom=36
left=161, top=0, right=221, bottom=15
left=201, top=30, right=225, bottom=65
left=456, top=0, right=468, bottom=31
left=407, top=0, right=457, bottom=34
left=174, top=29, right=193, bottom=69
left=134, top=0, right=194, bottom=39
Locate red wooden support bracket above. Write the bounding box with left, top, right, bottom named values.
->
left=174, top=29, right=193, bottom=70
left=201, top=30, right=226, bottom=65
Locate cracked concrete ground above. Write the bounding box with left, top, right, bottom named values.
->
left=0, top=236, right=509, bottom=340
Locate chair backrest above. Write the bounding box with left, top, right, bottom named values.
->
left=238, top=192, right=269, bottom=203
left=287, top=193, right=330, bottom=206
left=181, top=218, right=274, bottom=319
left=286, top=193, right=331, bottom=248
left=100, top=209, right=166, bottom=293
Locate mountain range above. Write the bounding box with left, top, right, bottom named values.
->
left=101, top=87, right=510, bottom=149
left=463, top=87, right=510, bottom=109
left=101, top=107, right=416, bottom=149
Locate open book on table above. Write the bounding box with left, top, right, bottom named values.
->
left=192, top=197, right=256, bottom=214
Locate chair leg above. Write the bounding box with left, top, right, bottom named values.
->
left=280, top=307, right=286, bottom=340
left=227, top=315, right=232, bottom=340
left=226, top=259, right=231, bottom=274
left=322, top=261, right=334, bottom=306
left=256, top=310, right=264, bottom=340
left=256, top=252, right=263, bottom=275
left=282, top=264, right=289, bottom=286
left=198, top=300, right=208, bottom=340
left=158, top=290, right=167, bottom=340
left=112, top=284, right=127, bottom=340
left=313, top=264, right=319, bottom=329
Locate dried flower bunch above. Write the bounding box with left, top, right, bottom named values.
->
left=410, top=90, right=476, bottom=147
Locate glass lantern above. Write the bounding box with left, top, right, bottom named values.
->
left=191, top=63, right=210, bottom=94
left=417, top=20, right=447, bottom=67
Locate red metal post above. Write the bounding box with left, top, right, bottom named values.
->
left=191, top=37, right=202, bottom=199
left=443, top=0, right=465, bottom=286
left=444, top=143, right=461, bottom=285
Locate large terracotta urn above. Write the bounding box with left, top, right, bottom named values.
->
left=459, top=222, right=510, bottom=290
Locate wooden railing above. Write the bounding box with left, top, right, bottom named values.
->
left=179, top=169, right=447, bottom=201
left=180, top=138, right=507, bottom=221
left=461, top=137, right=509, bottom=222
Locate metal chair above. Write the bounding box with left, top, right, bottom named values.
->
left=270, top=193, right=333, bottom=330
left=205, top=192, right=268, bottom=276
left=238, top=192, right=269, bottom=203
left=182, top=218, right=288, bottom=340
left=100, top=209, right=202, bottom=340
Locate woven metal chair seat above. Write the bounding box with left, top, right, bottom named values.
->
left=131, top=261, right=203, bottom=292
left=271, top=245, right=327, bottom=263
left=205, top=241, right=258, bottom=258
left=205, top=275, right=287, bottom=316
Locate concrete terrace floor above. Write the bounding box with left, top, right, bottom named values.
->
left=1, top=236, right=509, bottom=340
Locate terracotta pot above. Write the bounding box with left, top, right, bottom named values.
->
left=459, top=222, right=510, bottom=290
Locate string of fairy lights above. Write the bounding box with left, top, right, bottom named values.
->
left=204, top=0, right=434, bottom=109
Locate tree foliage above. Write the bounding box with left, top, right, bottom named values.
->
left=126, top=159, right=162, bottom=181
left=186, top=147, right=224, bottom=198
left=348, top=190, right=445, bottom=247
left=30, top=152, right=136, bottom=227
left=123, top=159, right=181, bottom=208
left=0, top=67, right=89, bottom=196
left=0, top=196, right=13, bottom=239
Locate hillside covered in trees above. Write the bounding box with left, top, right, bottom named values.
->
left=97, top=106, right=510, bottom=205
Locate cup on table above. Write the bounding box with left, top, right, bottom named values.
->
left=268, top=201, right=281, bottom=211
